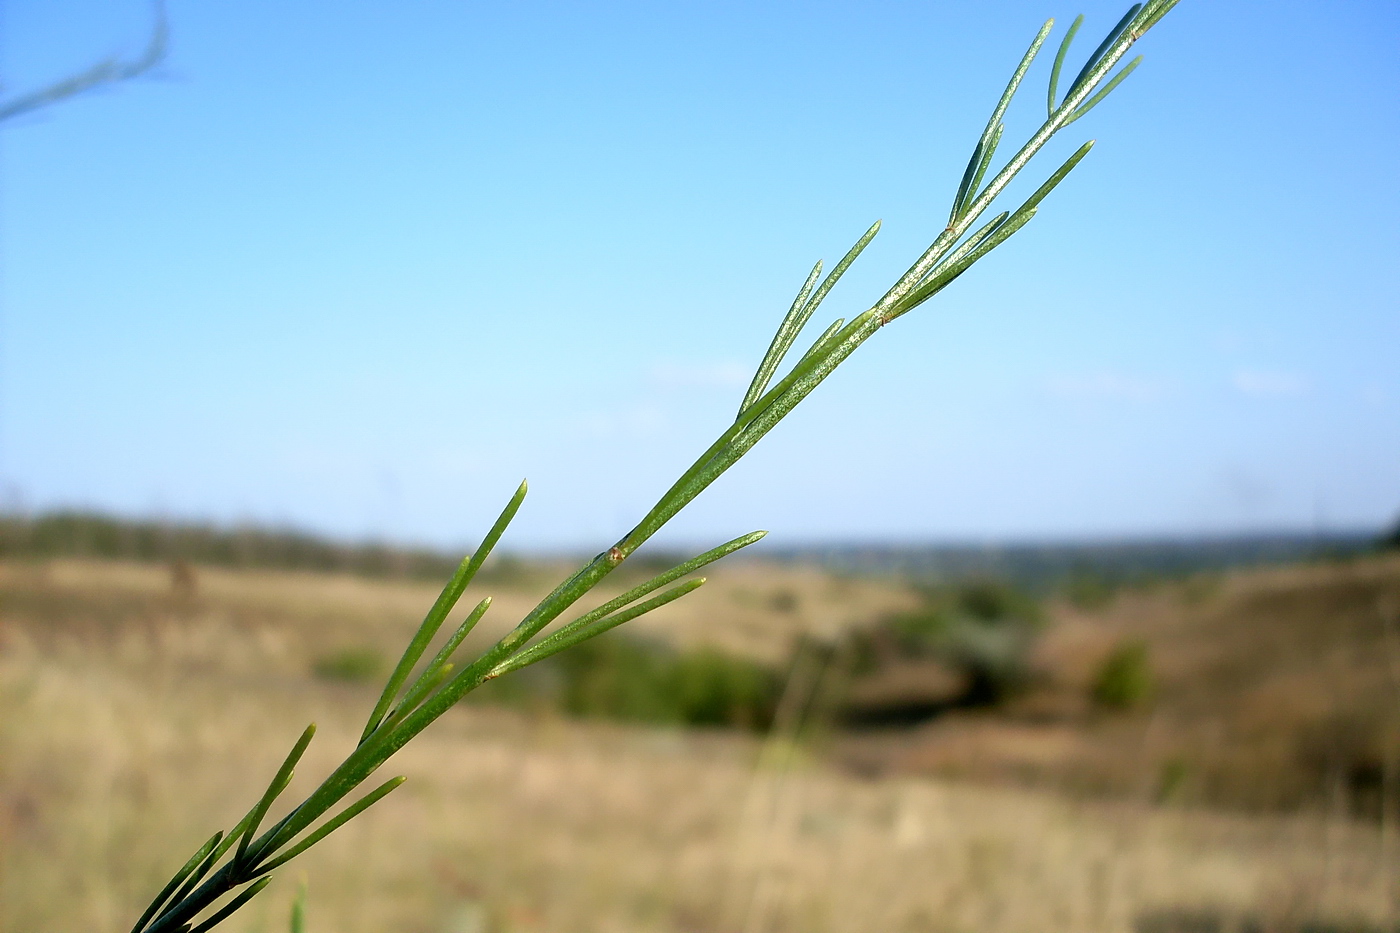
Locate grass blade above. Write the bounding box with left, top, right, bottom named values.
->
left=489, top=578, right=708, bottom=678
left=235, top=723, right=316, bottom=865
left=186, top=878, right=273, bottom=933
left=258, top=777, right=407, bottom=874
left=1062, top=56, right=1142, bottom=126
left=361, top=479, right=526, bottom=742
left=130, top=832, right=223, bottom=933
left=1067, top=4, right=1143, bottom=99
left=1047, top=14, right=1084, bottom=116
left=738, top=261, right=823, bottom=418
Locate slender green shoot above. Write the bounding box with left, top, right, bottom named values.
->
left=129, top=5, right=1183, bottom=931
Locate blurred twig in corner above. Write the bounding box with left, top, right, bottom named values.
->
left=0, top=0, right=167, bottom=124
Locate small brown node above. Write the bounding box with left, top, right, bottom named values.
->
left=607, top=546, right=625, bottom=564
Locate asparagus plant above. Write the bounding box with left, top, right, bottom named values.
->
left=131, top=4, right=1181, bottom=930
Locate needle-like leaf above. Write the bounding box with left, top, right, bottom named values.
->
left=1137, top=0, right=1182, bottom=33
left=362, top=480, right=526, bottom=742
left=1047, top=14, right=1084, bottom=116
left=891, top=208, right=1039, bottom=319
left=235, top=724, right=316, bottom=866
left=186, top=879, right=273, bottom=933
left=500, top=531, right=764, bottom=668
left=956, top=17, right=1053, bottom=221
left=1062, top=55, right=1142, bottom=126
left=489, top=578, right=708, bottom=678
left=738, top=261, right=823, bottom=418
left=920, top=210, right=1010, bottom=286
left=793, top=318, right=847, bottom=368
left=162, top=841, right=225, bottom=925
left=1066, top=4, right=1143, bottom=99
left=385, top=596, right=493, bottom=725
left=258, top=777, right=407, bottom=874
left=795, top=220, right=880, bottom=328
left=963, top=123, right=1005, bottom=215
left=130, top=832, right=223, bottom=933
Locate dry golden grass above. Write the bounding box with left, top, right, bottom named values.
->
left=1, top=558, right=1395, bottom=933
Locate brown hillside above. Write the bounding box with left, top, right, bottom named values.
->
left=843, top=554, right=1400, bottom=816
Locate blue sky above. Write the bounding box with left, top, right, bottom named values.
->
left=2, top=0, right=1397, bottom=550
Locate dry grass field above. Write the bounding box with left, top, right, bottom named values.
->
left=1, top=557, right=1396, bottom=933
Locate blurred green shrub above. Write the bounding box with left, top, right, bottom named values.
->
left=1062, top=569, right=1116, bottom=610
left=856, top=579, right=1043, bottom=706
left=473, top=634, right=780, bottom=730
left=313, top=648, right=385, bottom=683
left=1091, top=639, right=1153, bottom=709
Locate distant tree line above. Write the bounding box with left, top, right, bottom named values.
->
left=0, top=510, right=465, bottom=580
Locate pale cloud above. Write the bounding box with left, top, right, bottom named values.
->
left=1232, top=369, right=1309, bottom=397
left=1045, top=372, right=1167, bottom=402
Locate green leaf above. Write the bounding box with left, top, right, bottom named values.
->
left=185, top=878, right=273, bottom=933
left=361, top=479, right=526, bottom=742
left=488, top=578, right=708, bottom=678
left=163, top=840, right=226, bottom=925
left=891, top=208, right=1038, bottom=319
left=236, top=723, right=316, bottom=866
left=1047, top=14, right=1084, bottom=116
left=796, top=220, right=879, bottom=325
left=921, top=211, right=1009, bottom=285
left=962, top=122, right=1004, bottom=216
left=793, top=318, right=846, bottom=368
left=1007, top=139, right=1095, bottom=215
left=386, top=596, right=493, bottom=725
left=738, top=219, right=880, bottom=421
left=494, top=531, right=764, bottom=672
left=129, top=832, right=223, bottom=933
left=739, top=261, right=822, bottom=417
left=1062, top=56, right=1142, bottom=126
left=951, top=136, right=989, bottom=227
left=1066, top=4, right=1142, bottom=99
left=258, top=777, right=407, bottom=874
left=955, top=17, right=1053, bottom=221
left=1136, top=0, right=1182, bottom=33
